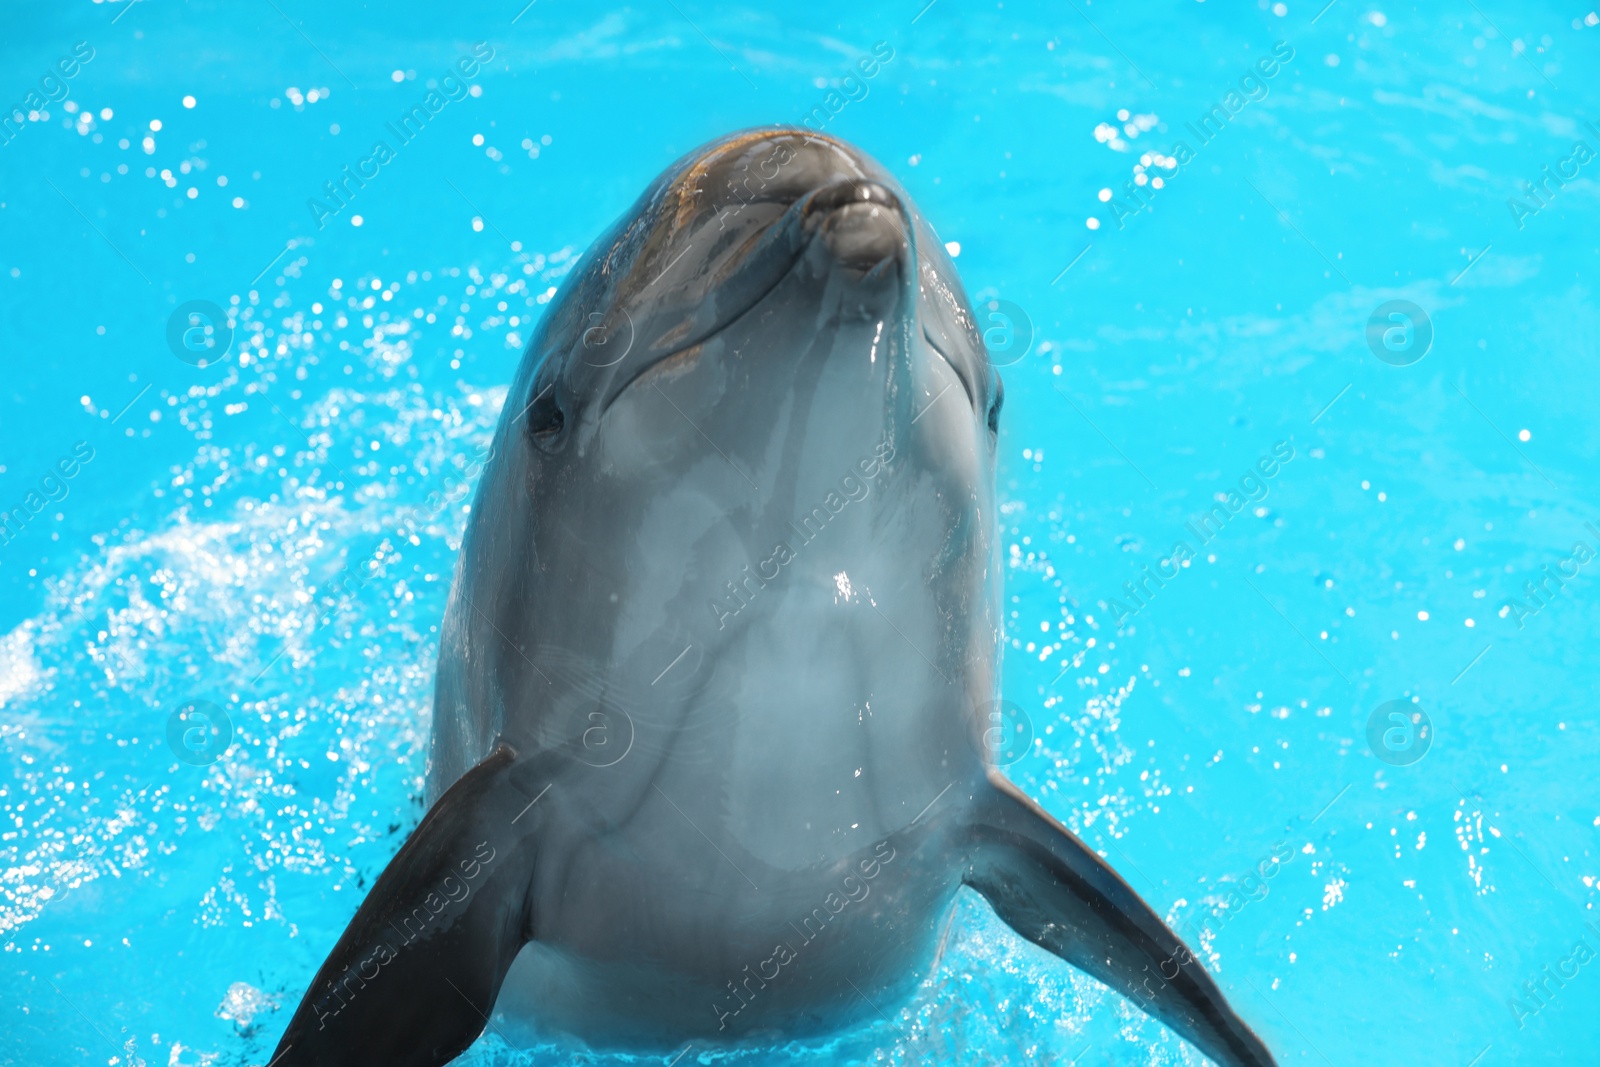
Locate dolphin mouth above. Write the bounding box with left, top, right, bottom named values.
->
left=599, top=179, right=914, bottom=415
left=922, top=328, right=976, bottom=412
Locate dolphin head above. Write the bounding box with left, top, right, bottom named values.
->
left=520, top=127, right=998, bottom=507
left=436, top=128, right=1003, bottom=797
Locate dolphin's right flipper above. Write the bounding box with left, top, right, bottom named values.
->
left=271, top=744, right=542, bottom=1067
left=963, top=771, right=1276, bottom=1067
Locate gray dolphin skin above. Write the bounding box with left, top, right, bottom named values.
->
left=270, top=127, right=1276, bottom=1067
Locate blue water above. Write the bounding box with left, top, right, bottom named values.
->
left=3, top=1, right=1597, bottom=1064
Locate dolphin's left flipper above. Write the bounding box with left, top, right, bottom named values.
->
left=271, top=744, right=542, bottom=1067
left=963, top=771, right=1277, bottom=1067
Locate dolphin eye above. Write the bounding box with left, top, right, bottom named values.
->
left=987, top=375, right=1004, bottom=435
left=524, top=385, right=565, bottom=442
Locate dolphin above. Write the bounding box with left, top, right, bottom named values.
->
left=270, top=127, right=1276, bottom=1067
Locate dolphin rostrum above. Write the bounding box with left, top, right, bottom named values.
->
left=271, top=127, right=1277, bottom=1067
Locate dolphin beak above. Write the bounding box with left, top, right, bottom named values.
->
left=602, top=175, right=918, bottom=413
left=800, top=179, right=911, bottom=273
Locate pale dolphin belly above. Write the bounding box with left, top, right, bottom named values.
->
left=474, top=568, right=980, bottom=1044
left=491, top=810, right=964, bottom=1047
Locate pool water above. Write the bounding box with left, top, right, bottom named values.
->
left=3, top=1, right=1598, bottom=1064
